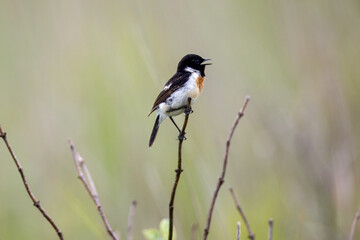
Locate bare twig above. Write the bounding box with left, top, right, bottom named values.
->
left=268, top=219, right=274, bottom=240
left=229, top=187, right=255, bottom=240
left=349, top=209, right=360, bottom=240
left=0, top=125, right=64, bottom=239
left=202, top=96, right=250, bottom=240
left=169, top=98, right=192, bottom=240
left=191, top=223, right=198, bottom=240
left=236, top=222, right=241, bottom=240
left=68, top=139, right=118, bottom=240
left=127, top=200, right=137, bottom=240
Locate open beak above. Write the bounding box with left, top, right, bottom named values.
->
left=201, top=58, right=212, bottom=65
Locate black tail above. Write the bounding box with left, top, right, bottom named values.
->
left=149, top=115, right=160, bottom=147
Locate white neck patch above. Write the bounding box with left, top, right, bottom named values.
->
left=185, top=66, right=200, bottom=75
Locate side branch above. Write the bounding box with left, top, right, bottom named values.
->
left=202, top=95, right=250, bottom=240
left=236, top=222, right=241, bottom=240
left=229, top=187, right=255, bottom=240
left=127, top=200, right=137, bottom=240
left=68, top=139, right=118, bottom=240
left=268, top=219, right=274, bottom=240
left=349, top=209, right=360, bottom=240
left=0, top=125, right=64, bottom=239
left=169, top=97, right=192, bottom=240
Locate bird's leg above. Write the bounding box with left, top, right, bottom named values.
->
left=170, top=117, right=187, bottom=140
left=170, top=116, right=188, bottom=141
left=179, top=99, right=192, bottom=140
left=169, top=117, right=181, bottom=133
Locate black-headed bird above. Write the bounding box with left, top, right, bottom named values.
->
left=148, top=54, right=211, bottom=147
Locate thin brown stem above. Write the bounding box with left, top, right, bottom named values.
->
left=236, top=222, right=241, bottom=240
left=349, top=209, right=360, bottom=240
left=0, top=125, right=64, bottom=239
left=202, top=96, right=250, bottom=240
left=268, top=219, right=273, bottom=240
left=229, top=187, right=255, bottom=240
left=127, top=200, right=137, bottom=240
left=169, top=98, right=192, bottom=240
left=68, top=139, right=118, bottom=240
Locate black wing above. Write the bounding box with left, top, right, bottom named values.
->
left=148, top=71, right=191, bottom=116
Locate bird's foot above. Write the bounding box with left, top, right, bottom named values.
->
left=184, top=107, right=193, bottom=115
left=178, top=132, right=187, bottom=141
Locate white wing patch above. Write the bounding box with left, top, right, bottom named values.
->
left=163, top=83, right=171, bottom=90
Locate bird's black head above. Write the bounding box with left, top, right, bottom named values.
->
left=177, top=54, right=211, bottom=76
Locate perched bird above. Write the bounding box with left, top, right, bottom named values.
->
left=148, top=54, right=211, bottom=147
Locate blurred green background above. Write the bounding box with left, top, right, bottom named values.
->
left=0, top=0, right=359, bottom=239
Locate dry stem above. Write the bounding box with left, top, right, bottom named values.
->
left=349, top=209, right=360, bottom=240
left=202, top=96, right=250, bottom=240
left=127, top=200, right=137, bottom=240
left=0, top=125, right=64, bottom=239
left=268, top=219, right=274, bottom=240
left=169, top=98, right=192, bottom=240
left=236, top=222, right=241, bottom=240
left=229, top=187, right=255, bottom=240
left=68, top=139, right=118, bottom=240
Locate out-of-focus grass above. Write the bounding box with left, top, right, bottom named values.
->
left=0, top=0, right=359, bottom=239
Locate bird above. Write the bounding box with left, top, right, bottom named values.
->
left=148, top=54, right=211, bottom=147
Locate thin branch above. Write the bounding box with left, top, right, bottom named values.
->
left=191, top=223, right=198, bottom=240
left=349, top=209, right=360, bottom=240
left=169, top=98, right=192, bottom=240
left=127, top=200, right=137, bottom=240
left=0, top=125, right=64, bottom=239
left=68, top=139, right=118, bottom=240
left=202, top=96, right=250, bottom=240
left=236, top=222, right=241, bottom=240
left=268, top=219, right=273, bottom=240
left=229, top=187, right=255, bottom=240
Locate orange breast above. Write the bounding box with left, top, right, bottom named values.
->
left=196, top=76, right=205, bottom=93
